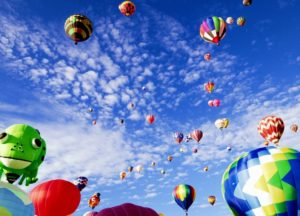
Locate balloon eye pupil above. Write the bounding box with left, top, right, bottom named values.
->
left=32, top=139, right=42, bottom=148
left=0, top=132, right=7, bottom=139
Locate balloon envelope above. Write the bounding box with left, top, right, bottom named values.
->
left=0, top=181, right=34, bottom=216
left=258, top=115, right=285, bottom=144
left=30, top=179, right=81, bottom=216
left=97, top=203, right=158, bottom=216
left=200, top=16, right=227, bottom=45
left=222, top=146, right=300, bottom=215
left=173, top=184, right=196, bottom=212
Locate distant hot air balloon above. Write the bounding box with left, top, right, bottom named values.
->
left=128, top=166, right=134, bottom=172
left=136, top=165, right=143, bottom=173
left=92, top=120, right=97, bottom=125
left=193, top=148, right=198, bottom=153
left=73, top=176, right=88, bottom=191
left=204, top=53, right=211, bottom=61
left=258, top=115, right=285, bottom=145
left=291, top=124, right=298, bottom=133
left=88, top=193, right=101, bottom=209
left=129, top=103, right=135, bottom=109
left=208, top=196, right=216, bottom=206
left=167, top=155, right=173, bottom=162
left=215, top=118, right=229, bottom=130
left=64, top=14, right=93, bottom=45
left=97, top=203, right=159, bottom=216
left=0, top=181, right=34, bottom=216
left=208, top=100, right=214, bottom=107
left=222, top=146, right=300, bottom=216
left=203, top=166, right=208, bottom=172
left=191, top=130, right=203, bottom=143
left=237, top=17, right=246, bottom=26
left=119, top=1, right=136, bottom=17
left=204, top=82, right=215, bottom=93
left=30, top=179, right=81, bottom=216
left=83, top=211, right=98, bottom=216
left=119, top=119, right=125, bottom=124
left=161, top=169, right=166, bottom=175
left=243, top=0, right=252, bottom=6
left=151, top=161, right=156, bottom=167
left=88, top=108, right=93, bottom=113
left=173, top=184, right=196, bottom=215
left=180, top=147, right=185, bottom=152
left=120, top=171, right=126, bottom=180
left=174, top=132, right=184, bottom=144
left=263, top=140, right=269, bottom=146
left=213, top=99, right=221, bottom=107
left=146, top=115, right=155, bottom=124
left=200, top=16, right=227, bottom=45
left=226, top=146, right=232, bottom=151
left=226, top=17, right=234, bottom=24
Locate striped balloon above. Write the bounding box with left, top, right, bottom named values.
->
left=200, top=16, right=227, bottom=45
left=222, top=146, right=300, bottom=216
left=237, top=17, right=246, bottom=26
left=172, top=184, right=196, bottom=214
left=204, top=81, right=215, bottom=93
left=191, top=130, right=203, bottom=143
left=64, top=14, right=93, bottom=45
left=258, top=115, right=285, bottom=145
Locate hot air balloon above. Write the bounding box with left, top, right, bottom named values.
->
left=200, top=16, right=227, bottom=45
left=208, top=100, right=214, bottom=107
left=243, top=0, right=252, bottom=6
left=88, top=108, right=93, bottom=113
left=208, top=196, right=216, bottom=206
left=120, top=171, right=126, bottom=180
left=180, top=147, right=185, bottom=152
left=193, top=148, right=198, bottom=153
left=204, top=53, right=211, bottom=61
left=257, top=115, right=285, bottom=145
left=73, top=176, right=88, bottom=191
left=30, top=179, right=81, bottom=216
left=226, top=17, right=234, bottom=24
left=119, top=119, right=125, bottom=124
left=161, top=169, right=166, bottom=175
left=167, top=155, right=173, bottom=162
left=119, top=1, right=136, bottom=17
left=128, top=166, right=133, bottom=172
left=291, top=124, right=298, bottom=133
left=64, top=14, right=93, bottom=45
left=222, top=146, right=300, bottom=215
left=191, top=130, right=203, bottom=143
left=0, top=181, right=34, bottom=216
left=88, top=193, right=101, bottom=209
left=129, top=103, right=135, bottom=109
left=174, top=132, right=184, bottom=144
left=146, top=114, right=155, bottom=124
left=226, top=146, right=232, bottom=151
left=203, top=166, right=208, bottom=172
left=97, top=203, right=159, bottom=216
left=135, top=165, right=143, bottom=173
left=83, top=211, right=98, bottom=216
left=151, top=161, right=156, bottom=167
left=213, top=99, right=221, bottom=107
left=263, top=140, right=269, bottom=146
left=215, top=118, right=229, bottom=130
left=92, top=120, right=97, bottom=125
left=237, top=17, right=246, bottom=26
left=204, top=82, right=215, bottom=93
left=173, top=184, right=196, bottom=215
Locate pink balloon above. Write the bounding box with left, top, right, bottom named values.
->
left=213, top=99, right=221, bottom=107
left=208, top=100, right=214, bottom=107
left=96, top=203, right=158, bottom=216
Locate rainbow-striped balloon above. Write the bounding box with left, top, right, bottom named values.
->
left=200, top=16, right=227, bottom=45
left=172, top=184, right=196, bottom=214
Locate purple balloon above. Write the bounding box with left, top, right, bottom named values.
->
left=96, top=203, right=158, bottom=216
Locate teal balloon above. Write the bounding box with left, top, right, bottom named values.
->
left=0, top=181, right=34, bottom=216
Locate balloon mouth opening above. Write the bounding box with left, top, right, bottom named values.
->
left=0, top=156, right=32, bottom=169
left=212, top=37, right=220, bottom=44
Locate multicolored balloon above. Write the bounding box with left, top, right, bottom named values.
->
left=208, top=195, right=216, bottom=206
left=64, top=14, right=93, bottom=45
left=120, top=171, right=126, bottom=180
left=290, top=124, right=298, bottom=133
left=73, top=176, right=88, bottom=191
left=30, top=179, right=81, bottom=216
left=222, top=146, right=300, bottom=215
left=215, top=118, right=229, bottom=130
left=173, top=184, right=196, bottom=215
left=167, top=155, right=173, bottom=162
left=204, top=53, right=211, bottom=61
left=0, top=181, right=34, bottom=216
left=146, top=115, right=155, bottom=124
left=200, top=16, right=227, bottom=45
left=204, top=81, right=215, bottom=93
left=174, top=132, right=184, bottom=144
left=257, top=115, right=285, bottom=145
left=191, top=130, right=203, bottom=143
left=243, top=0, right=252, bottom=6
left=119, top=1, right=136, bottom=17
left=89, top=193, right=101, bottom=209
left=97, top=203, right=159, bottom=216
left=237, top=17, right=246, bottom=26
left=226, top=17, right=234, bottom=24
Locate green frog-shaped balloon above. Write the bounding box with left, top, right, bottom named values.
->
left=0, top=124, right=46, bottom=186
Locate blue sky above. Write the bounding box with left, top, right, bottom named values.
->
left=0, top=0, right=300, bottom=215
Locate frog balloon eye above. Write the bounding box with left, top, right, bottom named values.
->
left=0, top=132, right=8, bottom=142
left=32, top=138, right=42, bottom=148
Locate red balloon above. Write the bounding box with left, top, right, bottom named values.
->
left=96, top=203, right=158, bottom=216
left=213, top=99, right=221, bottom=107
left=208, top=100, right=214, bottom=107
left=191, top=130, right=203, bottom=143
left=146, top=114, right=155, bottom=124
left=30, top=179, right=81, bottom=216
